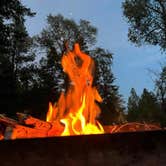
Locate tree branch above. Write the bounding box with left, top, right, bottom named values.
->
left=156, top=0, right=166, bottom=14
left=145, top=3, right=163, bottom=15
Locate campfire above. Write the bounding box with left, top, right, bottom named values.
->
left=47, top=43, right=104, bottom=136
left=0, top=43, right=161, bottom=140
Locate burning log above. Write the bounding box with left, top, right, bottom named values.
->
left=0, top=114, right=64, bottom=139
left=0, top=114, right=18, bottom=126
left=0, top=123, right=5, bottom=140
left=17, top=113, right=52, bottom=131
left=0, top=114, right=47, bottom=139
left=0, top=134, right=3, bottom=140
left=10, top=124, right=48, bottom=139
left=17, top=113, right=64, bottom=136
left=0, top=113, right=162, bottom=140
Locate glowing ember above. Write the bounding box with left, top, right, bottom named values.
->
left=46, top=43, right=104, bottom=136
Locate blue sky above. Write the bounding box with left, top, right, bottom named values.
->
left=22, top=0, right=165, bottom=103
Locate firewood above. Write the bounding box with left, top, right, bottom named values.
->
left=0, top=114, right=63, bottom=139
left=0, top=114, right=18, bottom=127
left=10, top=124, right=48, bottom=139
left=17, top=113, right=52, bottom=131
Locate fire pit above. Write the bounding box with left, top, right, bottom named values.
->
left=0, top=131, right=166, bottom=166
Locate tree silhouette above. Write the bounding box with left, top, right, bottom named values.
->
left=155, top=66, right=166, bottom=113
left=0, top=0, right=35, bottom=116
left=122, top=0, right=166, bottom=51
left=127, top=88, right=139, bottom=121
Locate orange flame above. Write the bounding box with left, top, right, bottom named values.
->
left=46, top=43, right=104, bottom=136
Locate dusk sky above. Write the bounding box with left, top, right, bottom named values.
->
left=22, top=0, right=165, bottom=103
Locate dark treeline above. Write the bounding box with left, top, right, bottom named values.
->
left=127, top=66, right=166, bottom=126
left=123, top=0, right=166, bottom=126
left=1, top=0, right=166, bottom=126
left=0, top=0, right=125, bottom=124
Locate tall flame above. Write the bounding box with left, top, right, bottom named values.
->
left=47, top=43, right=104, bottom=136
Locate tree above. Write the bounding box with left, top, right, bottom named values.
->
left=127, top=88, right=163, bottom=124
left=0, top=0, right=35, bottom=115
left=155, top=66, right=166, bottom=112
left=138, top=88, right=160, bottom=123
left=34, top=14, right=97, bottom=97
left=33, top=14, right=125, bottom=123
left=127, top=88, right=140, bottom=121
left=0, top=0, right=35, bottom=92
left=122, top=0, right=166, bottom=51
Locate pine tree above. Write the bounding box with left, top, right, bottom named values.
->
left=138, top=88, right=160, bottom=123
left=0, top=0, right=35, bottom=93
left=0, top=0, right=35, bottom=115
left=127, top=88, right=140, bottom=121
left=155, top=66, right=166, bottom=113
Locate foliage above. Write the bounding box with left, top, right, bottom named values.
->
left=127, top=88, right=164, bottom=124
left=127, top=88, right=139, bottom=121
left=138, top=88, right=160, bottom=122
left=0, top=0, right=35, bottom=115
left=155, top=66, right=166, bottom=112
left=0, top=0, right=35, bottom=92
left=122, top=0, right=166, bottom=51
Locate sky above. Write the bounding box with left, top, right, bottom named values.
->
left=22, top=0, right=166, bottom=103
